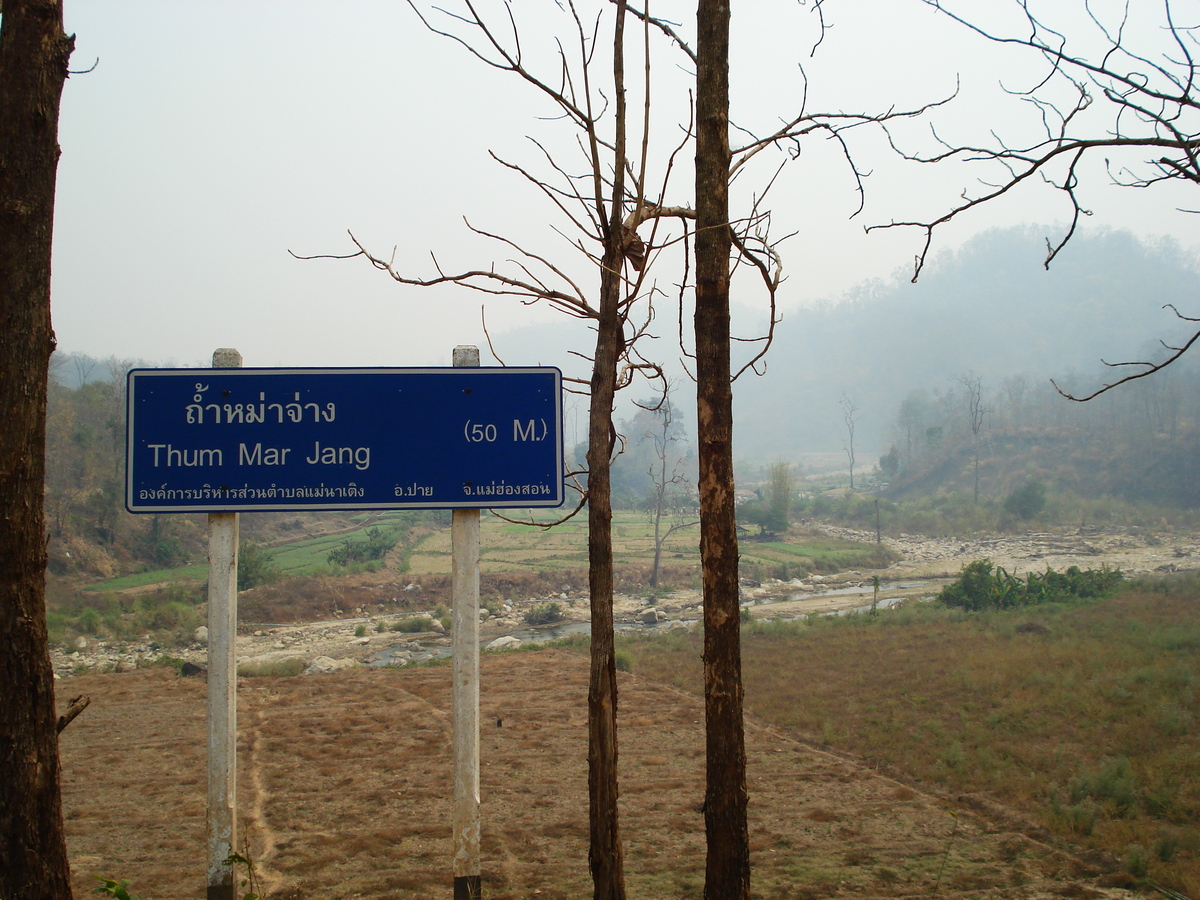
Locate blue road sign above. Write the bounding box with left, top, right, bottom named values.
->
left=126, top=367, right=564, bottom=512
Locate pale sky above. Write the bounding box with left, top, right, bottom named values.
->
left=50, top=1, right=1200, bottom=371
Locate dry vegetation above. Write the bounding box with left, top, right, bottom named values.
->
left=622, top=579, right=1200, bottom=896
left=61, top=652, right=1144, bottom=900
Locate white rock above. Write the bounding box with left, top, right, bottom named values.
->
left=302, top=656, right=361, bottom=675
left=194, top=626, right=209, bottom=643
left=485, top=636, right=522, bottom=651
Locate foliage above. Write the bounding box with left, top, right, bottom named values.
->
left=523, top=602, right=564, bottom=626
left=1003, top=480, right=1046, bottom=520
left=937, top=559, right=1124, bottom=611
left=391, top=616, right=433, bottom=633
left=47, top=582, right=204, bottom=645
left=223, top=850, right=263, bottom=900
left=95, top=877, right=139, bottom=900
left=238, top=540, right=281, bottom=591
left=327, top=526, right=397, bottom=567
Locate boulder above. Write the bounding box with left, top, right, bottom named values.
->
left=302, top=656, right=361, bottom=675
left=640, top=608, right=662, bottom=625
left=485, top=636, right=522, bottom=651
left=194, top=625, right=208, bottom=643
left=238, top=655, right=306, bottom=677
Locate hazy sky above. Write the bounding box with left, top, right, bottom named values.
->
left=50, top=1, right=1200, bottom=370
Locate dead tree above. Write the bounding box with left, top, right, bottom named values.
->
left=957, top=373, right=987, bottom=503
left=0, top=1, right=77, bottom=898
left=641, top=383, right=697, bottom=588
left=298, top=3, right=697, bottom=896
left=874, top=0, right=1200, bottom=399
left=840, top=393, right=859, bottom=492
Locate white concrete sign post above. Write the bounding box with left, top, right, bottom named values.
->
left=206, top=347, right=242, bottom=900
left=451, top=345, right=482, bottom=900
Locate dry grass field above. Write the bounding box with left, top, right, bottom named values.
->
left=61, top=651, right=1141, bottom=900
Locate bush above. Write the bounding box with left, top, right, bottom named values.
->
left=391, top=616, right=433, bottom=633
left=1004, top=480, right=1047, bottom=520
left=239, top=540, right=281, bottom=590
left=523, top=602, right=563, bottom=626
left=938, top=559, right=1124, bottom=611
left=328, top=526, right=397, bottom=567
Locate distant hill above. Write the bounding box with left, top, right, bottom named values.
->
left=732, top=226, right=1200, bottom=457
left=493, top=226, right=1200, bottom=459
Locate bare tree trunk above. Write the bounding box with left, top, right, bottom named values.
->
left=585, top=246, right=627, bottom=900
left=585, top=3, right=628, bottom=894
left=0, top=2, right=76, bottom=898
left=695, top=2, right=750, bottom=899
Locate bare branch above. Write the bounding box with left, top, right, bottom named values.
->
left=880, top=1, right=1200, bottom=280
left=1053, top=304, right=1200, bottom=401
left=56, top=694, right=90, bottom=735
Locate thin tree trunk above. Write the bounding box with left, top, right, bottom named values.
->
left=585, top=2, right=628, bottom=895
left=695, top=2, right=750, bottom=899
left=0, top=2, right=76, bottom=898
left=585, top=249, right=627, bottom=900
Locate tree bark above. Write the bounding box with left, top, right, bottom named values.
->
left=695, top=2, right=750, bottom=899
left=0, top=1, right=76, bottom=898
left=585, top=3, right=628, bottom=897
left=585, top=246, right=627, bottom=900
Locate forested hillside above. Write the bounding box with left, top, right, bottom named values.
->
left=732, top=226, right=1200, bottom=456
left=875, top=365, right=1200, bottom=511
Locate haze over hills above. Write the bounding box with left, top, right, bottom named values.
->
left=54, top=225, right=1200, bottom=517
left=488, top=226, right=1200, bottom=460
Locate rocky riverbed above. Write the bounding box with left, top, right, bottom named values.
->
left=53, top=523, right=1200, bottom=679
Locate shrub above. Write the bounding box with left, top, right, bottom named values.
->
left=938, top=559, right=1123, bottom=611
left=238, top=540, right=281, bottom=590
left=1069, top=755, right=1139, bottom=817
left=328, top=526, right=397, bottom=566
left=1124, top=844, right=1151, bottom=879
left=523, top=602, right=563, bottom=626
left=1004, top=480, right=1047, bottom=520
left=391, top=616, right=433, bottom=633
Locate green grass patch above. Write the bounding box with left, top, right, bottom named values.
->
left=83, top=564, right=207, bottom=592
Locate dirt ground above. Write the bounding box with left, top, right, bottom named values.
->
left=60, top=653, right=1141, bottom=900
left=56, top=525, right=1193, bottom=898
